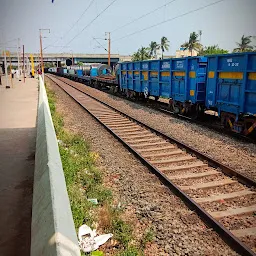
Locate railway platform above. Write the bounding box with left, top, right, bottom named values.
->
left=0, top=76, right=38, bottom=256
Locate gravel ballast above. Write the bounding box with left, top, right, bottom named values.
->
left=56, top=76, right=256, bottom=181
left=46, top=76, right=238, bottom=255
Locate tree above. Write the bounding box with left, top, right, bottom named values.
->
left=160, top=36, right=169, bottom=59
left=77, top=61, right=84, bottom=66
left=139, top=47, right=150, bottom=60
left=181, top=32, right=202, bottom=56
left=199, top=45, right=228, bottom=55
left=131, top=51, right=141, bottom=61
left=44, top=62, right=55, bottom=68
left=132, top=47, right=150, bottom=61
left=233, top=35, right=253, bottom=52
left=149, top=41, right=160, bottom=58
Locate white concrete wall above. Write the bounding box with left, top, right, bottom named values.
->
left=31, top=76, right=80, bottom=256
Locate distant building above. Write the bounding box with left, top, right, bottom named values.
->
left=176, top=47, right=198, bottom=58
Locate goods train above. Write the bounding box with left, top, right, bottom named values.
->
left=48, top=52, right=256, bottom=136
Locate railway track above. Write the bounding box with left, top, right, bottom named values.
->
left=47, top=74, right=256, bottom=256
left=53, top=73, right=256, bottom=144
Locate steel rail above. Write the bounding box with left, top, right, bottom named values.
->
left=59, top=73, right=256, bottom=144
left=47, top=74, right=256, bottom=256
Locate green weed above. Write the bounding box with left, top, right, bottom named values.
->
left=112, top=219, right=132, bottom=247
left=117, top=246, right=143, bottom=256
left=141, top=227, right=154, bottom=248
left=46, top=83, right=142, bottom=254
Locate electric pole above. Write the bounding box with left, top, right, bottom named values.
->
left=4, top=47, right=10, bottom=88
left=23, top=45, right=25, bottom=83
left=17, top=38, right=21, bottom=80
left=39, top=28, right=50, bottom=81
left=105, top=32, right=111, bottom=67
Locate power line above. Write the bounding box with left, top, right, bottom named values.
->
left=92, top=37, right=108, bottom=52
left=60, top=0, right=118, bottom=52
left=44, top=0, right=95, bottom=50
left=113, top=0, right=226, bottom=42
left=64, top=0, right=95, bottom=38
left=111, top=0, right=178, bottom=33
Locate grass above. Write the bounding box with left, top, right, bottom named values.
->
left=46, top=86, right=112, bottom=229
left=117, top=246, right=142, bottom=256
left=141, top=227, right=154, bottom=248
left=46, top=84, right=148, bottom=255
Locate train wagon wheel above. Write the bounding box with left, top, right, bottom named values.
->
left=191, top=104, right=205, bottom=120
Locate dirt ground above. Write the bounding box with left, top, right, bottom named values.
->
left=46, top=77, right=238, bottom=255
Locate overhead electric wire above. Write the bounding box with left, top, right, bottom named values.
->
left=92, top=37, right=108, bottom=52
left=63, top=0, right=95, bottom=38
left=59, top=0, right=118, bottom=52
left=111, top=0, right=178, bottom=33
left=43, top=0, right=95, bottom=51
left=113, top=0, right=226, bottom=42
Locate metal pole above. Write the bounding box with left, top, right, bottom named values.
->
left=72, top=51, right=74, bottom=66
left=4, top=46, right=10, bottom=88
left=39, top=30, right=44, bottom=81
left=39, top=28, right=50, bottom=82
left=17, top=38, right=21, bottom=81
left=9, top=53, right=13, bottom=87
left=108, top=32, right=111, bottom=67
left=23, top=45, right=25, bottom=83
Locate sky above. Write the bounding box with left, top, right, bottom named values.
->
left=0, top=0, right=255, bottom=56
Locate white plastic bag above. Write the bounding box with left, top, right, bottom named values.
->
left=78, top=224, right=113, bottom=253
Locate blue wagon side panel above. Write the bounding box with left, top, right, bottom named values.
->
left=188, top=57, right=207, bottom=103
left=245, top=54, right=256, bottom=115
left=206, top=52, right=256, bottom=117
left=160, top=60, right=171, bottom=98
left=119, top=57, right=208, bottom=103
left=76, top=69, right=83, bottom=77
left=171, top=58, right=187, bottom=102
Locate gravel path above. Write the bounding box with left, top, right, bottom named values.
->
left=47, top=77, right=238, bottom=255
left=56, top=76, right=256, bottom=181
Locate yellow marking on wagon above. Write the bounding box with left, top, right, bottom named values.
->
left=173, top=71, right=185, bottom=76
left=122, top=71, right=126, bottom=75
left=150, top=71, right=158, bottom=76
left=219, top=72, right=243, bottom=79
left=248, top=72, right=256, bottom=80
left=142, top=71, right=148, bottom=81
left=208, top=71, right=215, bottom=78
left=161, top=71, right=170, bottom=77
left=134, top=71, right=139, bottom=75
left=190, top=90, right=195, bottom=96
left=128, top=71, right=132, bottom=75
left=189, top=71, right=196, bottom=78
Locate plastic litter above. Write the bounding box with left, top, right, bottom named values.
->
left=87, top=198, right=98, bottom=205
left=78, top=224, right=113, bottom=253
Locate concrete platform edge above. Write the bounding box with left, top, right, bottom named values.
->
left=31, top=76, right=80, bottom=256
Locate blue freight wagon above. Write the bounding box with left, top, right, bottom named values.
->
left=206, top=52, right=256, bottom=134
left=120, top=57, right=207, bottom=115
left=76, top=69, right=83, bottom=77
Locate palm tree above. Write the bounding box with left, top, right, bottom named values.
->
left=139, top=47, right=150, bottom=60
left=160, top=36, right=169, bottom=59
left=77, top=61, right=84, bottom=67
left=182, top=32, right=202, bottom=56
left=132, top=51, right=141, bottom=61
left=233, top=35, right=253, bottom=52
left=199, top=45, right=228, bottom=55
left=149, top=41, right=160, bottom=58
